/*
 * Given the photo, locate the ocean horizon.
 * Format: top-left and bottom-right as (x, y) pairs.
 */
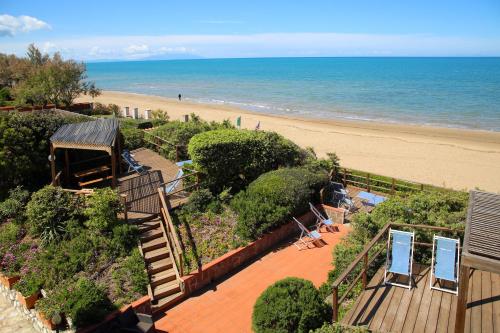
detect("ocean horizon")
(86, 57), (500, 132)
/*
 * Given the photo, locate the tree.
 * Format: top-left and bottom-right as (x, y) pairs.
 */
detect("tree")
(11, 45), (101, 107)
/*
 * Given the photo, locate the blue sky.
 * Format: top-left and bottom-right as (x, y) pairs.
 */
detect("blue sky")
(1, 0), (500, 60)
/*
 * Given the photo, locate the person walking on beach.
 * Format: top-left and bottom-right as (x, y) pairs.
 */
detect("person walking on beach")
(178, 93), (182, 101)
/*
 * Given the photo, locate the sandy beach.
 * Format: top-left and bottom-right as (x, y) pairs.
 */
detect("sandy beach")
(77, 91), (500, 192)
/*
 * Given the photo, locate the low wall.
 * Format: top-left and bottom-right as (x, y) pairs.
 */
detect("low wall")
(182, 204), (344, 295)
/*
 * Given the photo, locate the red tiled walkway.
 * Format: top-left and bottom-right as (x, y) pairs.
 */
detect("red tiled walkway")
(154, 225), (350, 333)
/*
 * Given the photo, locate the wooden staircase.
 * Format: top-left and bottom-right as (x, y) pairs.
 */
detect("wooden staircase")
(137, 212), (184, 313)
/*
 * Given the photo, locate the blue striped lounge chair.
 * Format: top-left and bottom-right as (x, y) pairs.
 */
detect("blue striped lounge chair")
(164, 169), (184, 194)
(309, 202), (336, 232)
(430, 236), (460, 295)
(122, 150), (146, 175)
(293, 217), (322, 250)
(384, 229), (415, 289)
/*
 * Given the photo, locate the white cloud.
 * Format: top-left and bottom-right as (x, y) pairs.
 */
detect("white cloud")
(41, 41), (56, 53)
(1, 32), (500, 60)
(124, 44), (149, 54)
(0, 14), (51, 37)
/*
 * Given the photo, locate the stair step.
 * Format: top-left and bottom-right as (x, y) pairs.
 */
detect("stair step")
(153, 280), (181, 300)
(140, 228), (163, 242)
(152, 290), (184, 313)
(148, 257), (173, 274)
(150, 268), (176, 287)
(144, 248), (170, 263)
(138, 219), (161, 233)
(141, 237), (167, 252)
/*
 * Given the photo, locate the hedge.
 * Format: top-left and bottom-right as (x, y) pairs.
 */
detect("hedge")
(188, 129), (305, 193)
(231, 167), (329, 240)
(252, 277), (330, 333)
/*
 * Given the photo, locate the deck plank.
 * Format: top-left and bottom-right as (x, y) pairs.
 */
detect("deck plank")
(425, 289), (443, 333)
(378, 284), (404, 332)
(447, 290), (458, 333)
(470, 269), (482, 333)
(341, 266), (385, 325)
(413, 272), (435, 333)
(369, 277), (398, 331)
(482, 271), (494, 333)
(492, 271), (500, 333)
(401, 266), (431, 333)
(435, 291), (452, 333)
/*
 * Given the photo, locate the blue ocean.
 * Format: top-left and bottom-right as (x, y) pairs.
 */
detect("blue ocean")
(86, 57), (500, 131)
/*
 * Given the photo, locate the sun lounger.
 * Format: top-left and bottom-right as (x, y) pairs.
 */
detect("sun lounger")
(293, 217), (322, 250)
(122, 150), (147, 175)
(384, 229), (415, 289)
(164, 169), (184, 194)
(356, 191), (387, 206)
(430, 236), (460, 294)
(309, 202), (336, 232)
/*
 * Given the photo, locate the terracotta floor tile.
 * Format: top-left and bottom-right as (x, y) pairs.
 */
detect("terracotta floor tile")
(154, 225), (350, 333)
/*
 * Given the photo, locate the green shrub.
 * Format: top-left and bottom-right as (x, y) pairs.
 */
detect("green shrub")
(92, 103), (119, 116)
(189, 129), (305, 193)
(137, 121), (153, 129)
(111, 224), (138, 256)
(37, 278), (113, 328)
(26, 186), (82, 243)
(149, 119), (233, 161)
(231, 168), (329, 240)
(182, 189), (215, 213)
(121, 127), (144, 150)
(312, 323), (369, 333)
(0, 111), (87, 198)
(110, 248), (148, 306)
(84, 188), (122, 232)
(252, 277), (329, 333)
(0, 222), (23, 256)
(15, 273), (43, 297)
(0, 186), (30, 223)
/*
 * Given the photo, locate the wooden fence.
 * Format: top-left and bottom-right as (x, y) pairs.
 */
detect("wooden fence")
(331, 167), (443, 195)
(143, 131), (186, 162)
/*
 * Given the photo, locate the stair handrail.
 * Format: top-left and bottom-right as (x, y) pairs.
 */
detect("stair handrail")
(157, 188), (185, 277)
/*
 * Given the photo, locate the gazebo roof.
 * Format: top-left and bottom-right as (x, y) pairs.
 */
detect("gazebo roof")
(462, 190), (500, 274)
(50, 118), (119, 153)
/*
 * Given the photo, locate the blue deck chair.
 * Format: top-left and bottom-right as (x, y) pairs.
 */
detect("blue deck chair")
(293, 217), (322, 250)
(384, 229), (415, 289)
(430, 236), (460, 295)
(122, 150), (147, 175)
(309, 203), (336, 232)
(331, 182), (348, 195)
(164, 169), (184, 194)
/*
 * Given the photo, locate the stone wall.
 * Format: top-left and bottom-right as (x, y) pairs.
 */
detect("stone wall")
(0, 283), (74, 333)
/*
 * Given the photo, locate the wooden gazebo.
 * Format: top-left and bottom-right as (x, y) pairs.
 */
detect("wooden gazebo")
(455, 190), (500, 332)
(49, 118), (121, 188)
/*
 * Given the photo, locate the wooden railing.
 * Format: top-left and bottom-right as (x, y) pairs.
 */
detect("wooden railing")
(331, 222), (464, 322)
(331, 167), (438, 195)
(159, 169), (201, 199)
(158, 188), (185, 279)
(143, 131), (186, 162)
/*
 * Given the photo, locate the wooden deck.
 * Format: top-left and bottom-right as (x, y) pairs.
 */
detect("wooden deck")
(118, 148), (189, 221)
(342, 263), (500, 333)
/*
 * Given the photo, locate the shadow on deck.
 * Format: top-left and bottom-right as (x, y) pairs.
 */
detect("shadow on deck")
(342, 263), (500, 333)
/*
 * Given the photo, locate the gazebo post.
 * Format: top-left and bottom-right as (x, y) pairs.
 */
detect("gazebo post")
(64, 149), (70, 185)
(50, 143), (56, 185)
(455, 264), (470, 333)
(111, 148), (117, 188)
(117, 132), (123, 174)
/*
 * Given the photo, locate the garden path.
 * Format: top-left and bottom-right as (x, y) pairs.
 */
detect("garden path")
(0, 294), (36, 333)
(154, 224), (351, 333)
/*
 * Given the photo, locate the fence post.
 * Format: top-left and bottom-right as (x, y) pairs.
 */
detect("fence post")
(332, 286), (339, 322)
(420, 183), (424, 191)
(120, 194), (128, 224)
(362, 253), (368, 289)
(391, 178), (395, 195)
(343, 168), (347, 187)
(367, 173), (371, 192)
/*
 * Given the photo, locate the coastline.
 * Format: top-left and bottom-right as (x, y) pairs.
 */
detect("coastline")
(76, 90), (500, 192)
